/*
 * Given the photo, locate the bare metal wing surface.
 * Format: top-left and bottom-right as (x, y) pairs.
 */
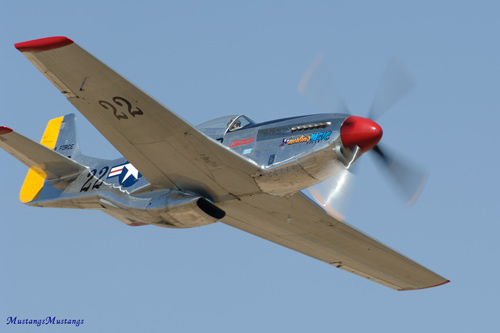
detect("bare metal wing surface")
(15, 37), (261, 200)
(219, 192), (448, 290)
(12, 37), (449, 290)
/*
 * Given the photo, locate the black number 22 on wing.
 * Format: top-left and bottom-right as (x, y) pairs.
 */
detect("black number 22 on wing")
(98, 96), (144, 120)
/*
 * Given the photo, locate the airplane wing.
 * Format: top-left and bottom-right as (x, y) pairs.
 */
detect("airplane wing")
(15, 37), (448, 290)
(218, 192), (449, 291)
(15, 37), (261, 199)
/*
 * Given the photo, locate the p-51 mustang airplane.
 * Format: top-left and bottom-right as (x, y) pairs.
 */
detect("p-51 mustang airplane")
(0, 36), (448, 290)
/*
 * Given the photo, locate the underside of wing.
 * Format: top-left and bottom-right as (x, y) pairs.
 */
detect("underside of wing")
(218, 192), (449, 290)
(15, 37), (261, 200)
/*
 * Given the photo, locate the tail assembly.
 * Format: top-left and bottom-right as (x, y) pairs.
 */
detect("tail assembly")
(48, 113), (82, 160)
(0, 114), (86, 204)
(0, 113), (224, 228)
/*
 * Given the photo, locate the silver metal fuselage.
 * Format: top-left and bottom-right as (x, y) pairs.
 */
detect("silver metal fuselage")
(31, 113), (352, 228)
(214, 113), (352, 195)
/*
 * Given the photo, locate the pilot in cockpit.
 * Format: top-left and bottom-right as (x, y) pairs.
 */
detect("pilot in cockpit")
(228, 119), (241, 131)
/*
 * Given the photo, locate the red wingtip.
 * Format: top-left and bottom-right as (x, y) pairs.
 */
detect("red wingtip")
(0, 126), (13, 135)
(128, 222), (149, 227)
(398, 279), (451, 291)
(15, 36), (74, 52)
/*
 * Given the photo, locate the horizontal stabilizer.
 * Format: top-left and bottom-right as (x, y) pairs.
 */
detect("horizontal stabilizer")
(0, 124), (85, 179)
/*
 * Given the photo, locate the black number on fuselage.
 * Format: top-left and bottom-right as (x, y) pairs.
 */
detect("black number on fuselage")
(80, 166), (110, 192)
(80, 169), (97, 192)
(92, 166), (109, 190)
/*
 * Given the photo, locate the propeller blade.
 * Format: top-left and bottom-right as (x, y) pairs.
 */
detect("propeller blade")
(368, 57), (416, 120)
(371, 145), (428, 205)
(298, 55), (425, 207)
(306, 166), (355, 220)
(298, 54), (350, 114)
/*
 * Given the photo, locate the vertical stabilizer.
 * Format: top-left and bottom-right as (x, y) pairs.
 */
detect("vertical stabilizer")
(52, 113), (81, 159)
(19, 114), (82, 203)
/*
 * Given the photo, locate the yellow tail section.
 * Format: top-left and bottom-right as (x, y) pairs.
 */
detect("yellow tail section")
(20, 116), (64, 203)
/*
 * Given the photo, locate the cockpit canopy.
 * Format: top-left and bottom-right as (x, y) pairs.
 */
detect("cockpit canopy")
(196, 115), (255, 138)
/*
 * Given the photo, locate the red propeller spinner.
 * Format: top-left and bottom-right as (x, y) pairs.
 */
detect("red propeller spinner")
(340, 116), (383, 152)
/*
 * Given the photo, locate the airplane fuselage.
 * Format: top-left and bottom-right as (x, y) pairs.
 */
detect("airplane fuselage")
(29, 113), (354, 228)
(207, 113), (354, 194)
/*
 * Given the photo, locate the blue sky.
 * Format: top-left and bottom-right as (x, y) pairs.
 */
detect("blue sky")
(1, 1), (498, 332)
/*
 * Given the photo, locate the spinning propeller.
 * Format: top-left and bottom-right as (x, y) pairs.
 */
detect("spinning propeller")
(299, 55), (427, 214)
